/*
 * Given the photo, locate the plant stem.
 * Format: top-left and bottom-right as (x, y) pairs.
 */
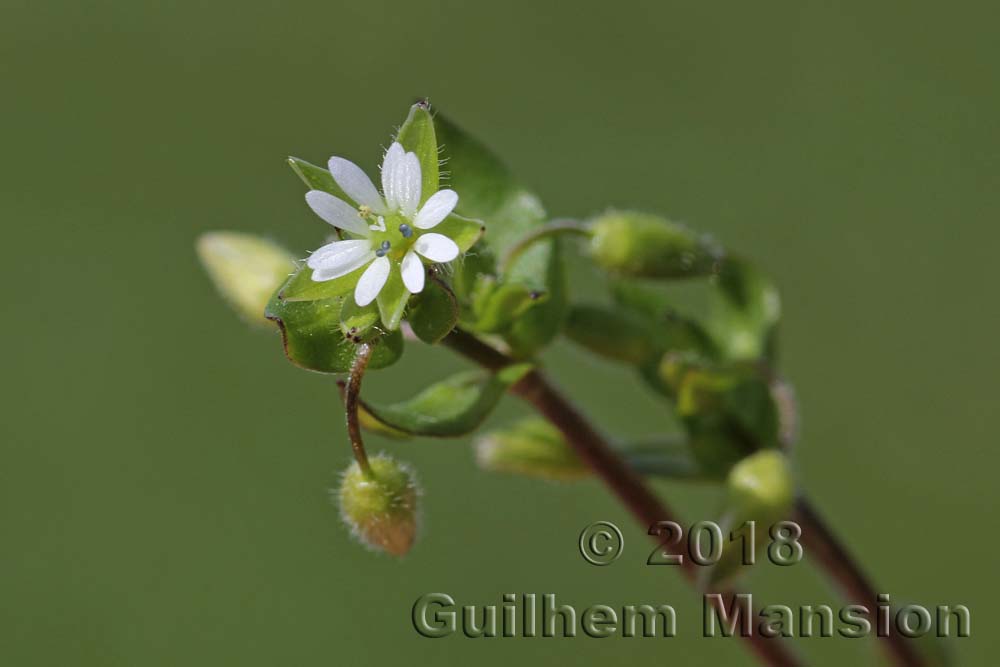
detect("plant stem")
(345, 342), (374, 477)
(793, 497), (925, 667)
(498, 219), (591, 275)
(443, 328), (802, 667)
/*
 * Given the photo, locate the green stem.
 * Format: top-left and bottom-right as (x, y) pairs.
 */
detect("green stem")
(344, 343), (374, 478)
(443, 328), (803, 667)
(499, 219), (591, 275)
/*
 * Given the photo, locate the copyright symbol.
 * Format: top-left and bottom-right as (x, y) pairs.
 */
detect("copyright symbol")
(579, 521), (623, 566)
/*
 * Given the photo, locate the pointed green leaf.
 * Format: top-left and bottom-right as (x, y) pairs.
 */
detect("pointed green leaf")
(355, 364), (532, 437)
(375, 264), (409, 332)
(407, 274), (458, 344)
(708, 257), (781, 362)
(395, 101), (438, 204)
(264, 278), (403, 373)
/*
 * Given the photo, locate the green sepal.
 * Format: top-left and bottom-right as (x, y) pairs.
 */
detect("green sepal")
(708, 257), (781, 362)
(353, 364), (532, 438)
(703, 450), (794, 587)
(275, 262), (362, 303)
(407, 273), (458, 344)
(395, 101), (438, 205)
(339, 297), (381, 341)
(264, 281), (403, 373)
(467, 281), (544, 334)
(376, 264), (409, 331)
(476, 418), (588, 481)
(435, 213), (485, 254)
(660, 353), (781, 449)
(503, 238), (568, 358)
(287, 156), (350, 202)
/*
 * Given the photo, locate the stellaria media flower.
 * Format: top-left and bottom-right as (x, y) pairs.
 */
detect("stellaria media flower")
(304, 142), (461, 306)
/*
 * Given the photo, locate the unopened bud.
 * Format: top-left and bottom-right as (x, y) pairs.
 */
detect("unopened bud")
(475, 419), (588, 481)
(337, 454), (419, 557)
(727, 450), (794, 517)
(589, 211), (723, 279)
(196, 231), (295, 326)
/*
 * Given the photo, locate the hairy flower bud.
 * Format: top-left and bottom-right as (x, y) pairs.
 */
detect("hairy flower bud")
(475, 418), (589, 481)
(196, 231), (295, 326)
(337, 454), (419, 556)
(588, 211), (723, 279)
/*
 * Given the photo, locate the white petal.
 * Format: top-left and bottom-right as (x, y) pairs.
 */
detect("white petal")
(381, 143), (405, 211)
(398, 152), (422, 218)
(327, 156), (386, 213)
(414, 233), (460, 263)
(307, 240), (374, 280)
(413, 189), (458, 229)
(304, 190), (370, 237)
(354, 256), (391, 306)
(400, 250), (425, 294)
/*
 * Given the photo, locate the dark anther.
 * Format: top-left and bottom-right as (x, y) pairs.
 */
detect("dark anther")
(399, 223), (413, 238)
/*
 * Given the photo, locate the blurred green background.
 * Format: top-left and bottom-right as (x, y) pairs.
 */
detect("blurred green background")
(2, 1), (996, 665)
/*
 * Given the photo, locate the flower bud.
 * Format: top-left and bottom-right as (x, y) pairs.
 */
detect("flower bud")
(727, 450), (794, 517)
(196, 232), (295, 326)
(588, 211), (723, 279)
(337, 454), (419, 556)
(475, 418), (589, 481)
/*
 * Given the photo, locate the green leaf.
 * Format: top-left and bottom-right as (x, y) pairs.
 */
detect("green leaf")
(287, 156), (350, 202)
(708, 257), (781, 362)
(433, 110), (566, 355)
(276, 262), (362, 303)
(354, 364), (532, 437)
(435, 113), (546, 258)
(476, 418), (589, 481)
(395, 101), (438, 205)
(407, 273), (458, 344)
(264, 279), (403, 373)
(336, 382), (412, 440)
(375, 264), (409, 332)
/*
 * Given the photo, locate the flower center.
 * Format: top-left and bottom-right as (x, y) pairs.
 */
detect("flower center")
(366, 213), (414, 261)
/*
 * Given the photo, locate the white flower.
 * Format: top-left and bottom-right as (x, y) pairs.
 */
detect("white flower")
(303, 142), (461, 307)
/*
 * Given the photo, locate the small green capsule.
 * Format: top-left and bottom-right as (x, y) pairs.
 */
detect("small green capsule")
(337, 454), (419, 557)
(196, 231), (296, 326)
(588, 211), (723, 279)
